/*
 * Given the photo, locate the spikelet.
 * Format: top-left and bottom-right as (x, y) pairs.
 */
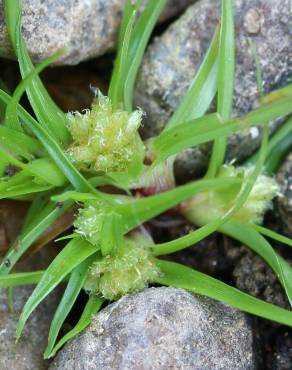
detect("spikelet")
(84, 232), (161, 300)
(66, 91), (144, 174)
(183, 165), (279, 225)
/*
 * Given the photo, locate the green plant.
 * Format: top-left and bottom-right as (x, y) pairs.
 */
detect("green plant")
(0, 0), (292, 359)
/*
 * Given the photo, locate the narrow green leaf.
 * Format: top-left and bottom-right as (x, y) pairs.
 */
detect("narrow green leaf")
(100, 212), (123, 256)
(0, 271), (44, 288)
(0, 199), (72, 275)
(221, 220), (292, 306)
(5, 0), (70, 145)
(51, 189), (112, 203)
(0, 125), (42, 159)
(224, 122), (268, 221)
(251, 224), (292, 247)
(0, 79), (9, 122)
(117, 177), (241, 232)
(48, 295), (104, 358)
(153, 219), (224, 256)
(217, 0), (235, 119)
(0, 180), (52, 199)
(16, 237), (98, 339)
(108, 6), (137, 107)
(207, 0), (235, 177)
(165, 24), (220, 130)
(4, 50), (62, 132)
(123, 0), (167, 111)
(26, 158), (67, 187)
(153, 85), (292, 163)
(44, 256), (95, 358)
(248, 116), (292, 174)
(0, 89), (95, 193)
(118, 0), (136, 46)
(155, 259), (292, 327)
(21, 193), (53, 233)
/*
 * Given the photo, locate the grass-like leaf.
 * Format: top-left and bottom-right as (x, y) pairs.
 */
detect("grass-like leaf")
(0, 271), (43, 288)
(165, 24), (220, 130)
(4, 50), (62, 132)
(0, 198), (71, 275)
(0, 78), (9, 122)
(117, 177), (241, 231)
(16, 237), (98, 339)
(44, 256), (96, 358)
(0, 90), (96, 193)
(248, 116), (292, 174)
(207, 0), (235, 177)
(251, 224), (292, 247)
(153, 218), (225, 255)
(5, 0), (70, 145)
(0, 178), (52, 199)
(109, 0), (166, 111)
(0, 125), (42, 160)
(48, 295), (104, 358)
(221, 220), (292, 306)
(108, 2), (137, 107)
(155, 259), (292, 327)
(123, 0), (167, 111)
(153, 85), (292, 163)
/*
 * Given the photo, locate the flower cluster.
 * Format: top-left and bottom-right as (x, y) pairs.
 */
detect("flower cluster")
(183, 165), (279, 225)
(66, 92), (144, 174)
(84, 232), (161, 300)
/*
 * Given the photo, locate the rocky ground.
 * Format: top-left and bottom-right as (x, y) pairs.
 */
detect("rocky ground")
(0, 0), (292, 369)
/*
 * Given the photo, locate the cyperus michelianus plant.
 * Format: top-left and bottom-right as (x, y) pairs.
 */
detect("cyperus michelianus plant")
(0, 0), (292, 359)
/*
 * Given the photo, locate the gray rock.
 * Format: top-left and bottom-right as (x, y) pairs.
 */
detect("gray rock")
(0, 285), (60, 370)
(0, 249), (61, 370)
(0, 0), (195, 65)
(49, 287), (256, 370)
(277, 153), (292, 236)
(136, 0), (292, 180)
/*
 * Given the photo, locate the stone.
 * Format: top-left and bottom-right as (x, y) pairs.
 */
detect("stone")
(0, 244), (61, 370)
(277, 153), (292, 237)
(0, 284), (60, 370)
(49, 287), (257, 370)
(135, 0), (292, 180)
(0, 0), (195, 65)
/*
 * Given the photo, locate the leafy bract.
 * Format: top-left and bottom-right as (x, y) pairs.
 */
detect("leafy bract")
(221, 220), (292, 306)
(251, 224), (292, 247)
(48, 295), (104, 358)
(16, 237), (98, 339)
(155, 260), (292, 327)
(0, 196), (72, 275)
(0, 271), (43, 288)
(153, 85), (292, 163)
(165, 25), (220, 130)
(0, 90), (96, 193)
(44, 256), (95, 358)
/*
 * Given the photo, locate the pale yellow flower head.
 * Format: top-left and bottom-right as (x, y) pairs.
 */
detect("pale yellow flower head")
(66, 92), (144, 174)
(183, 165), (279, 226)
